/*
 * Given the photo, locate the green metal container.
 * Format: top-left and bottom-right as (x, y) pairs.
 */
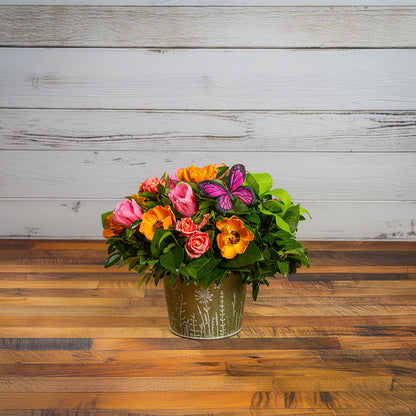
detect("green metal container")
(163, 272), (247, 340)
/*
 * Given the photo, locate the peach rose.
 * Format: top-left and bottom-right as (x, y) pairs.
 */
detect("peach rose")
(176, 217), (197, 236)
(185, 231), (211, 259)
(139, 176), (167, 194)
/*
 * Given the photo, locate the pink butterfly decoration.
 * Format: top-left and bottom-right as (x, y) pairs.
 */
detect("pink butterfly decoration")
(197, 164), (257, 215)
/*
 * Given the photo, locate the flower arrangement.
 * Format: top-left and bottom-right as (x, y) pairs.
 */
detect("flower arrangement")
(101, 163), (310, 300)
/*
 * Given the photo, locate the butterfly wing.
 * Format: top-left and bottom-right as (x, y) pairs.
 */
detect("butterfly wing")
(215, 194), (233, 215)
(197, 180), (228, 198)
(228, 164), (246, 193)
(232, 185), (257, 204)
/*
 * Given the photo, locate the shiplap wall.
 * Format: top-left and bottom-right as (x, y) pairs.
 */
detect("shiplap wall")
(0, 2), (415, 239)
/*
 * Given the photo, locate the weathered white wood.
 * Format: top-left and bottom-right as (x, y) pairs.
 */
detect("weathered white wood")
(1, 48), (416, 110)
(1, 1), (416, 5)
(1, 151), (415, 200)
(0, 199), (414, 240)
(2, 6), (416, 47)
(2, 110), (416, 152)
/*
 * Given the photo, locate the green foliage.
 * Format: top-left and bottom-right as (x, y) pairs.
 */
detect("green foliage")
(101, 164), (310, 300)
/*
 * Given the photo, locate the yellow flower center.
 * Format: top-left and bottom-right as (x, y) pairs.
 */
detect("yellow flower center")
(229, 231), (240, 245)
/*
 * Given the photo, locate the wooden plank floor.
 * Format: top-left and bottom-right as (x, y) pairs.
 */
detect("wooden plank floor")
(0, 240), (415, 415)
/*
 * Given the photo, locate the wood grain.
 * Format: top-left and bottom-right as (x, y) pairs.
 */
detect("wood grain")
(1, 0), (415, 5)
(2, 151), (415, 200)
(0, 240), (415, 414)
(1, 6), (416, 48)
(2, 109), (416, 152)
(2, 48), (416, 110)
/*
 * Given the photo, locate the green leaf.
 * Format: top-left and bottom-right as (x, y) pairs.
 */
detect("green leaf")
(101, 210), (113, 229)
(117, 256), (133, 269)
(245, 172), (273, 197)
(252, 282), (260, 301)
(229, 199), (250, 214)
(200, 267), (227, 288)
(139, 191), (157, 200)
(161, 197), (171, 206)
(246, 213), (260, 224)
(278, 261), (289, 277)
(128, 257), (141, 271)
(266, 188), (291, 207)
(260, 204), (293, 235)
(222, 242), (263, 269)
(105, 253), (121, 268)
(107, 244), (116, 255)
(169, 274), (178, 286)
(300, 206), (312, 219)
(216, 165), (229, 178)
(187, 255), (221, 279)
(145, 201), (158, 209)
(263, 199), (285, 213)
(125, 228), (135, 239)
(130, 220), (140, 229)
(283, 204), (301, 233)
(180, 265), (197, 281)
(275, 216), (293, 234)
(151, 229), (173, 257)
(160, 246), (184, 276)
(198, 199), (215, 213)
(157, 183), (165, 194)
(163, 242), (177, 254)
(244, 173), (260, 196)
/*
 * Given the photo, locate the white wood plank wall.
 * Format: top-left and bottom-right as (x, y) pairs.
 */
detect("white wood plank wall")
(0, 2), (415, 240)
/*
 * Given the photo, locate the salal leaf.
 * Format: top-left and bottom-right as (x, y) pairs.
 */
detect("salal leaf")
(283, 204), (301, 233)
(300, 206), (312, 219)
(259, 204), (293, 235)
(160, 246), (184, 276)
(266, 189), (291, 207)
(187, 255), (221, 279)
(151, 229), (172, 257)
(222, 242), (263, 268)
(200, 267), (227, 288)
(244, 172), (273, 197)
(105, 253), (121, 268)
(278, 261), (289, 277)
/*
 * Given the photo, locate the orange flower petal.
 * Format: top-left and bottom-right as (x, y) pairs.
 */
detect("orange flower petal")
(139, 206), (176, 241)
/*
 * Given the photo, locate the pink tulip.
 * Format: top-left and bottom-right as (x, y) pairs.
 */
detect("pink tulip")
(169, 168), (180, 189)
(113, 199), (143, 226)
(169, 182), (198, 217)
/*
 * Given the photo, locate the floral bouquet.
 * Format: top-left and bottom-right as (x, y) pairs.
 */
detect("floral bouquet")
(102, 163), (310, 300)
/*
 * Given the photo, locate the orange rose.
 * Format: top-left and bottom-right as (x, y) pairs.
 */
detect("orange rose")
(176, 164), (217, 184)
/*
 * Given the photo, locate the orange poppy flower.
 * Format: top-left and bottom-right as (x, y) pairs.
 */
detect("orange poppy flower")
(176, 164), (217, 184)
(139, 206), (176, 241)
(103, 213), (123, 239)
(216, 216), (254, 259)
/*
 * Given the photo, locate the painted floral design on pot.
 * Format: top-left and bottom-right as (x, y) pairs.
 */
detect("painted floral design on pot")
(164, 272), (246, 340)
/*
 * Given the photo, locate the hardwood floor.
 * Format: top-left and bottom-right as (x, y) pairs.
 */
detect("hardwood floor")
(0, 240), (415, 415)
